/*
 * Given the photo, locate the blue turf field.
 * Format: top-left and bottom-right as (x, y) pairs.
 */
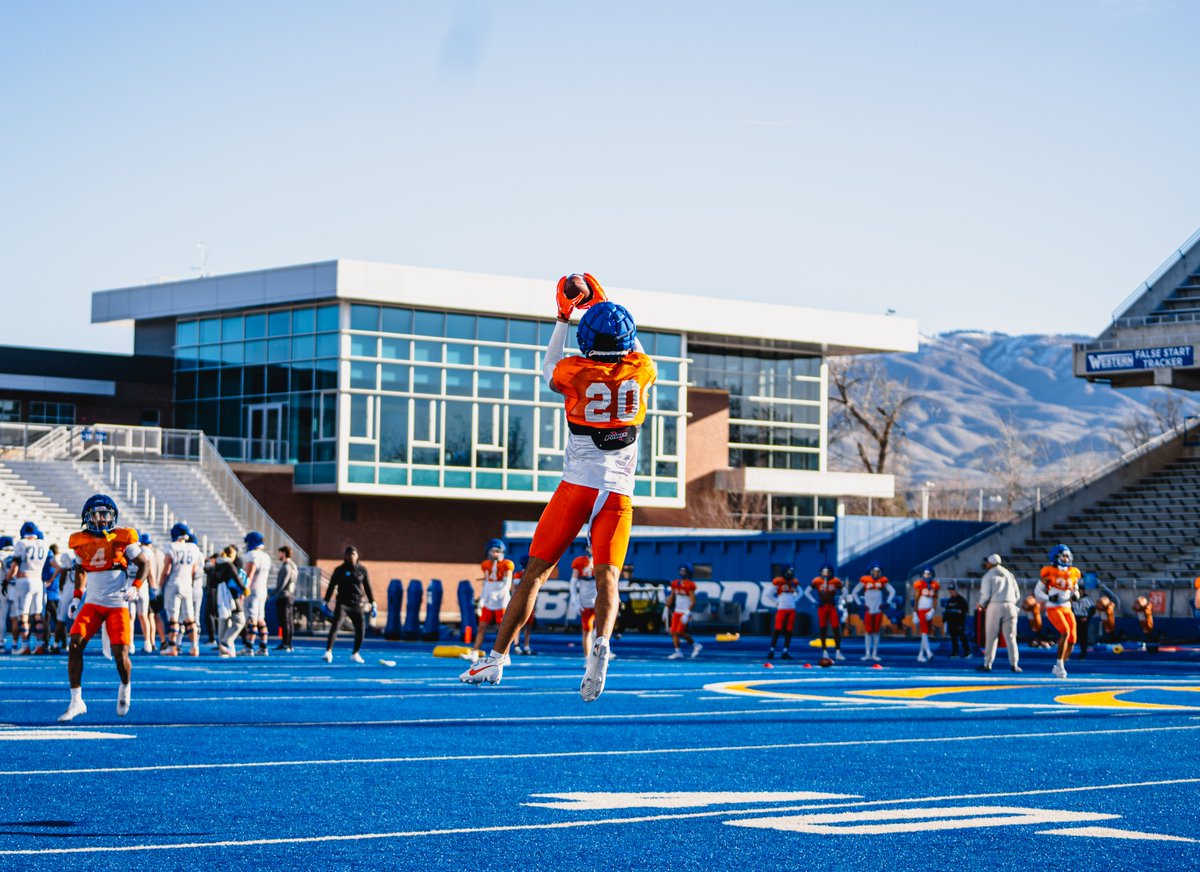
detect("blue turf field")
(2, 635), (1199, 870)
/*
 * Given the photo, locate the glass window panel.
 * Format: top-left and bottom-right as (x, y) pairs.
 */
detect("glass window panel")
(348, 464), (375, 484)
(655, 461), (678, 478)
(413, 399), (436, 442)
(267, 364), (289, 394)
(291, 362), (314, 393)
(661, 417), (678, 455)
(445, 369), (471, 396)
(537, 321), (557, 345)
(537, 454), (563, 472)
(538, 409), (558, 449)
(444, 401), (472, 467)
(219, 399), (241, 437)
(379, 397), (408, 463)
(412, 468), (439, 486)
(314, 441), (336, 462)
(508, 348), (536, 371)
(315, 305), (339, 332)
(198, 370), (219, 398)
(267, 338), (290, 363)
(656, 361), (679, 382)
(445, 470), (470, 488)
(507, 406), (534, 470)
(654, 386), (679, 411)
(537, 476), (559, 493)
(350, 363), (376, 390)
(219, 368), (242, 396)
(508, 375), (535, 401)
(315, 333), (339, 359)
(176, 346), (198, 369)
(475, 450), (502, 469)
(657, 333), (682, 357)
(636, 448), (651, 476)
(476, 471), (503, 489)
(654, 480), (678, 498)
(292, 335), (316, 360)
(292, 307), (315, 334)
(244, 340), (267, 364)
(412, 340), (443, 363)
(175, 404), (197, 430)
(478, 346), (504, 368)
(379, 466), (408, 486)
(243, 365), (265, 396)
(446, 313), (474, 340)
(412, 366), (441, 394)
(243, 313), (267, 340)
(319, 392), (337, 439)
(198, 318), (220, 344)
(348, 443), (375, 462)
(196, 400), (219, 435)
(350, 304), (379, 331)
(510, 319), (536, 345)
(314, 361), (337, 390)
(638, 331), (657, 355)
(381, 307), (412, 335)
(176, 321), (198, 346)
(380, 364), (410, 392)
(634, 480), (652, 497)
(538, 379), (557, 401)
(175, 372), (197, 401)
(414, 311), (443, 336)
(381, 338), (410, 360)
(477, 371), (504, 398)
(445, 344), (472, 365)
(267, 310), (290, 337)
(477, 316), (505, 342)
(221, 315), (243, 342)
(477, 404), (499, 444)
(507, 473), (533, 491)
(350, 394), (371, 438)
(412, 448), (440, 467)
(349, 335), (376, 358)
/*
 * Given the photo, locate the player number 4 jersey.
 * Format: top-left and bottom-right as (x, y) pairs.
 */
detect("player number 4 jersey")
(1039, 565), (1080, 608)
(69, 528), (142, 609)
(772, 577), (799, 610)
(914, 579), (940, 610)
(551, 353), (657, 496)
(480, 558), (514, 610)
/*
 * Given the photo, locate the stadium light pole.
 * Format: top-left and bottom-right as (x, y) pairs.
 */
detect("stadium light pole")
(921, 481), (935, 520)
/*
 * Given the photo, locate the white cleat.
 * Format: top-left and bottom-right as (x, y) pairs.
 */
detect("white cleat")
(58, 699), (87, 723)
(460, 652), (507, 685)
(350, 652), (365, 664)
(860, 654), (872, 661)
(834, 650), (845, 661)
(322, 650), (333, 663)
(691, 642), (703, 659)
(580, 642), (610, 702)
(916, 652), (927, 663)
(667, 650), (684, 660)
(1052, 663), (1068, 679)
(116, 684), (131, 717)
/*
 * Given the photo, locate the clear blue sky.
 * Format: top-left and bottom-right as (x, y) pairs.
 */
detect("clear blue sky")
(3, 0), (1198, 353)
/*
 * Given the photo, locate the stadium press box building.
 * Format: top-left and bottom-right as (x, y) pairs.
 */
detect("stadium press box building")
(90, 261), (918, 581)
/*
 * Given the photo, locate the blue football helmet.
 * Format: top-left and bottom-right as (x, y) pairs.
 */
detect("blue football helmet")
(577, 302), (637, 358)
(819, 563), (835, 578)
(244, 531), (264, 550)
(0, 536), (12, 550)
(82, 494), (118, 534)
(679, 562), (695, 579)
(171, 523), (192, 541)
(19, 521), (37, 538)
(35, 528), (44, 539)
(139, 533), (153, 546)
(1049, 544), (1072, 567)
(868, 562), (883, 576)
(486, 538), (505, 557)
(920, 565), (935, 579)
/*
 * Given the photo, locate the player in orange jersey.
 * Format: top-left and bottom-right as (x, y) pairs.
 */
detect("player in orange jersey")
(569, 544), (599, 655)
(473, 538), (514, 659)
(59, 494), (150, 722)
(850, 563), (895, 661)
(1193, 574), (1200, 621)
(461, 274), (655, 701)
(911, 565), (940, 662)
(766, 566), (800, 659)
(803, 564), (845, 661)
(666, 563), (701, 659)
(1036, 544), (1081, 678)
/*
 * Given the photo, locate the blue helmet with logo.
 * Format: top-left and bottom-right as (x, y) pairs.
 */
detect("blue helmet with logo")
(81, 494), (119, 534)
(19, 521), (37, 538)
(577, 302), (637, 358)
(1049, 544), (1072, 567)
(486, 538), (505, 557)
(171, 523), (192, 541)
(244, 531), (264, 550)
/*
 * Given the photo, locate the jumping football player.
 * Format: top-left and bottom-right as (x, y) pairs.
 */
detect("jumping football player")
(59, 494), (150, 722)
(804, 563), (845, 661)
(1037, 544), (1082, 678)
(767, 566), (800, 660)
(912, 565), (940, 662)
(850, 563), (895, 662)
(460, 274), (656, 701)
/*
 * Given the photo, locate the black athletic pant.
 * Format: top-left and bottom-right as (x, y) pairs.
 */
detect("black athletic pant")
(947, 617), (970, 656)
(326, 603), (365, 654)
(1076, 616), (1090, 658)
(276, 596), (294, 647)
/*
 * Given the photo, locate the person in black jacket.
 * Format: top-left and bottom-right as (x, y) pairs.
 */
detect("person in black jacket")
(322, 546), (376, 664)
(943, 582), (972, 659)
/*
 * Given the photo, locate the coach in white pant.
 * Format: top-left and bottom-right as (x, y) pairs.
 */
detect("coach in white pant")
(977, 553), (1021, 672)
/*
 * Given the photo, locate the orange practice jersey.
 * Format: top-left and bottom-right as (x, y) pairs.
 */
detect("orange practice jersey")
(913, 579), (940, 607)
(571, 555), (594, 578)
(810, 576), (843, 605)
(859, 575), (889, 591)
(69, 527), (141, 608)
(481, 558), (515, 583)
(773, 577), (799, 596)
(1039, 565), (1080, 607)
(552, 353), (656, 429)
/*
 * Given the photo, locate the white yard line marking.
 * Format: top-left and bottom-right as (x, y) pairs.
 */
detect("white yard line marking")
(4, 777), (1198, 855)
(1038, 825), (1197, 843)
(7, 723), (1199, 777)
(0, 730), (133, 741)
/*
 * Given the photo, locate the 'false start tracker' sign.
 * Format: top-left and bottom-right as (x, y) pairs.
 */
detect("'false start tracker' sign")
(1085, 345), (1195, 373)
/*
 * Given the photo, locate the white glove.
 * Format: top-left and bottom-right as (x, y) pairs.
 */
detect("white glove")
(661, 606), (670, 625)
(679, 612), (690, 626)
(122, 586), (142, 604)
(67, 598), (81, 620)
(912, 612), (921, 625)
(570, 595), (581, 612)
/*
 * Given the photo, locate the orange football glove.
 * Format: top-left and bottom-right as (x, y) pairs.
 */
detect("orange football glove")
(576, 273), (608, 310)
(555, 273), (609, 320)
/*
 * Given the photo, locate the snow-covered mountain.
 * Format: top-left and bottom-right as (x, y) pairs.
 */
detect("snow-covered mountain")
(855, 331), (1200, 487)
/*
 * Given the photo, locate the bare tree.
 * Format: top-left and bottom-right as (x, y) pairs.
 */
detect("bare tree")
(827, 357), (918, 476)
(987, 414), (1049, 511)
(1107, 394), (1196, 454)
